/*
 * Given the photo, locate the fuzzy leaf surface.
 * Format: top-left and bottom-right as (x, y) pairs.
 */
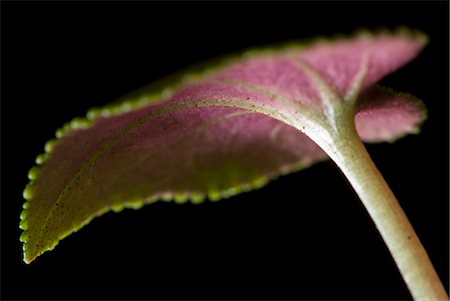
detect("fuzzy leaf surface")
(21, 30), (427, 263)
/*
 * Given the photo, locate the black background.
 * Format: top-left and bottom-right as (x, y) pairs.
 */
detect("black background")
(2, 1), (449, 300)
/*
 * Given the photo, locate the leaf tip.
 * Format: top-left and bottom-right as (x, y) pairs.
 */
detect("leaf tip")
(21, 229), (63, 265)
(20, 200), (34, 264)
(23, 250), (34, 265)
(20, 231), (35, 264)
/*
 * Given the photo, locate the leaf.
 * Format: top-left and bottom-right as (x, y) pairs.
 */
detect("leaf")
(355, 86), (427, 142)
(21, 29), (428, 263)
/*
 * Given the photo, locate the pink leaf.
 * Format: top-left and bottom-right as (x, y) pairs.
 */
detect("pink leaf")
(356, 86), (427, 142)
(21, 29), (427, 263)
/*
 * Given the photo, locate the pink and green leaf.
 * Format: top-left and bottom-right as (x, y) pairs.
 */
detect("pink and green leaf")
(21, 29), (428, 264)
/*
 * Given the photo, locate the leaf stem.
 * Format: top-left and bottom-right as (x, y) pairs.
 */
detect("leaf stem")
(320, 119), (448, 300)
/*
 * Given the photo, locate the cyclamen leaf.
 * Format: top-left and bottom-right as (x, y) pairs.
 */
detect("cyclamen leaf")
(21, 29), (427, 263)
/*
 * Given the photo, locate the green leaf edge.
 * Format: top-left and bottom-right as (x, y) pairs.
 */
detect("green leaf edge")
(20, 27), (428, 262)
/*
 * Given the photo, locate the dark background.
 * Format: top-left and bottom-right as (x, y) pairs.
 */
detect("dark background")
(2, 1), (449, 300)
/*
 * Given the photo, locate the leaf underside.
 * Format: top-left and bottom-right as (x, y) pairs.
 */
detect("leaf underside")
(21, 28), (428, 263)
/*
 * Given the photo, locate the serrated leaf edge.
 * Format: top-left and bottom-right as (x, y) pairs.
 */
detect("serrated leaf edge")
(20, 27), (427, 263)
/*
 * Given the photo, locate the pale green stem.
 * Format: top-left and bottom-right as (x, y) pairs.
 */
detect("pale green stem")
(314, 117), (448, 301)
(290, 55), (445, 300)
